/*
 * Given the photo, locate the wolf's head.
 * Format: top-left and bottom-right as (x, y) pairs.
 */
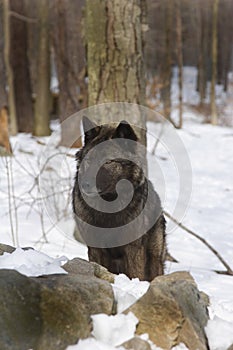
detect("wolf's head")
(76, 117), (146, 202)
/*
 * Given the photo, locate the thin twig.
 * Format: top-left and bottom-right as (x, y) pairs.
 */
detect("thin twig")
(164, 210), (233, 276)
(151, 121), (165, 155)
(5, 158), (15, 245)
(5, 157), (19, 246)
(9, 155), (19, 246)
(9, 10), (37, 23)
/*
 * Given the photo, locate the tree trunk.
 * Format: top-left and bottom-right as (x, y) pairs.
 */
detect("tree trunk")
(9, 0), (33, 133)
(0, 107), (12, 155)
(175, 0), (183, 129)
(160, 0), (172, 122)
(211, 0), (219, 125)
(86, 0), (146, 143)
(3, 0), (17, 135)
(197, 0), (208, 105)
(0, 2), (12, 154)
(0, 0), (7, 110)
(52, 0), (85, 148)
(221, 0), (233, 92)
(33, 0), (50, 136)
(86, 0), (145, 106)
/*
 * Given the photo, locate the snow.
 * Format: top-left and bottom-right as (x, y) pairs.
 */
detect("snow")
(112, 274), (149, 313)
(206, 316), (233, 350)
(1, 68), (233, 348)
(91, 312), (138, 346)
(0, 247), (67, 277)
(66, 338), (125, 350)
(66, 313), (138, 350)
(1, 118), (233, 349)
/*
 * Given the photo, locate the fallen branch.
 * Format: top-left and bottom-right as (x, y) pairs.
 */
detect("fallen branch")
(164, 210), (233, 276)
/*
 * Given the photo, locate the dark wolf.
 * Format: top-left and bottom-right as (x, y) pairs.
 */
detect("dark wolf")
(72, 117), (167, 281)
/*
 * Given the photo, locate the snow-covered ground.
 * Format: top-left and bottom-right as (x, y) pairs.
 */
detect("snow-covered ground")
(0, 113), (233, 349)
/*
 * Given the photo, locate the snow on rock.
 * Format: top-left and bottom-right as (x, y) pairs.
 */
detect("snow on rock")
(205, 316), (233, 350)
(112, 273), (150, 313)
(0, 248), (68, 277)
(91, 312), (138, 347)
(66, 338), (125, 350)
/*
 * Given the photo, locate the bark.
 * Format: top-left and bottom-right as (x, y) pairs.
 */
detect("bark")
(52, 0), (85, 148)
(0, 1), (12, 154)
(197, 0), (208, 104)
(175, 0), (183, 129)
(0, 107), (12, 155)
(33, 0), (50, 136)
(26, 0), (39, 97)
(0, 2), (12, 154)
(219, 0), (233, 92)
(0, 0), (7, 109)
(85, 0), (146, 143)
(211, 0), (219, 125)
(3, 0), (17, 135)
(86, 0), (145, 107)
(160, 0), (172, 122)
(9, 0), (33, 132)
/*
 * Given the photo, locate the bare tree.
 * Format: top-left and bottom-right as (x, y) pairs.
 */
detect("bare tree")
(217, 0), (233, 92)
(85, 0), (147, 143)
(160, 0), (173, 122)
(197, 0), (209, 105)
(0, 0), (7, 113)
(211, 0), (219, 125)
(0, 0), (11, 154)
(86, 0), (146, 107)
(175, 0), (183, 128)
(9, 0), (33, 132)
(52, 0), (85, 148)
(33, 0), (50, 136)
(2, 0), (17, 135)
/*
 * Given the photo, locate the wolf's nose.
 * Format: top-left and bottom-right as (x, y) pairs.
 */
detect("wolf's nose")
(82, 181), (91, 192)
(81, 180), (97, 197)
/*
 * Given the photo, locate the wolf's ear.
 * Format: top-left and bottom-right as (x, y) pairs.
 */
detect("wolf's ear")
(113, 120), (137, 141)
(82, 116), (100, 144)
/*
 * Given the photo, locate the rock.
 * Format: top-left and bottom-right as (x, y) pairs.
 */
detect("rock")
(121, 336), (152, 350)
(0, 243), (34, 256)
(90, 261), (115, 283)
(0, 259), (115, 350)
(63, 257), (95, 275)
(0, 270), (42, 350)
(227, 345), (233, 350)
(125, 271), (209, 350)
(63, 257), (115, 283)
(0, 243), (15, 255)
(36, 273), (114, 349)
(0, 249), (210, 350)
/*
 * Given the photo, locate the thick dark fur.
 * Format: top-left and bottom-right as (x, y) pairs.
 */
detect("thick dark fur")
(72, 117), (167, 281)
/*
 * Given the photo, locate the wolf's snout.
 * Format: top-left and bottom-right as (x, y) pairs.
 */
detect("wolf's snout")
(81, 180), (97, 196)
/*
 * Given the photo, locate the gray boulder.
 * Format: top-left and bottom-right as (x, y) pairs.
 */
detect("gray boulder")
(125, 271), (209, 350)
(0, 258), (115, 350)
(63, 257), (115, 283)
(36, 271), (114, 349)
(0, 269), (42, 350)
